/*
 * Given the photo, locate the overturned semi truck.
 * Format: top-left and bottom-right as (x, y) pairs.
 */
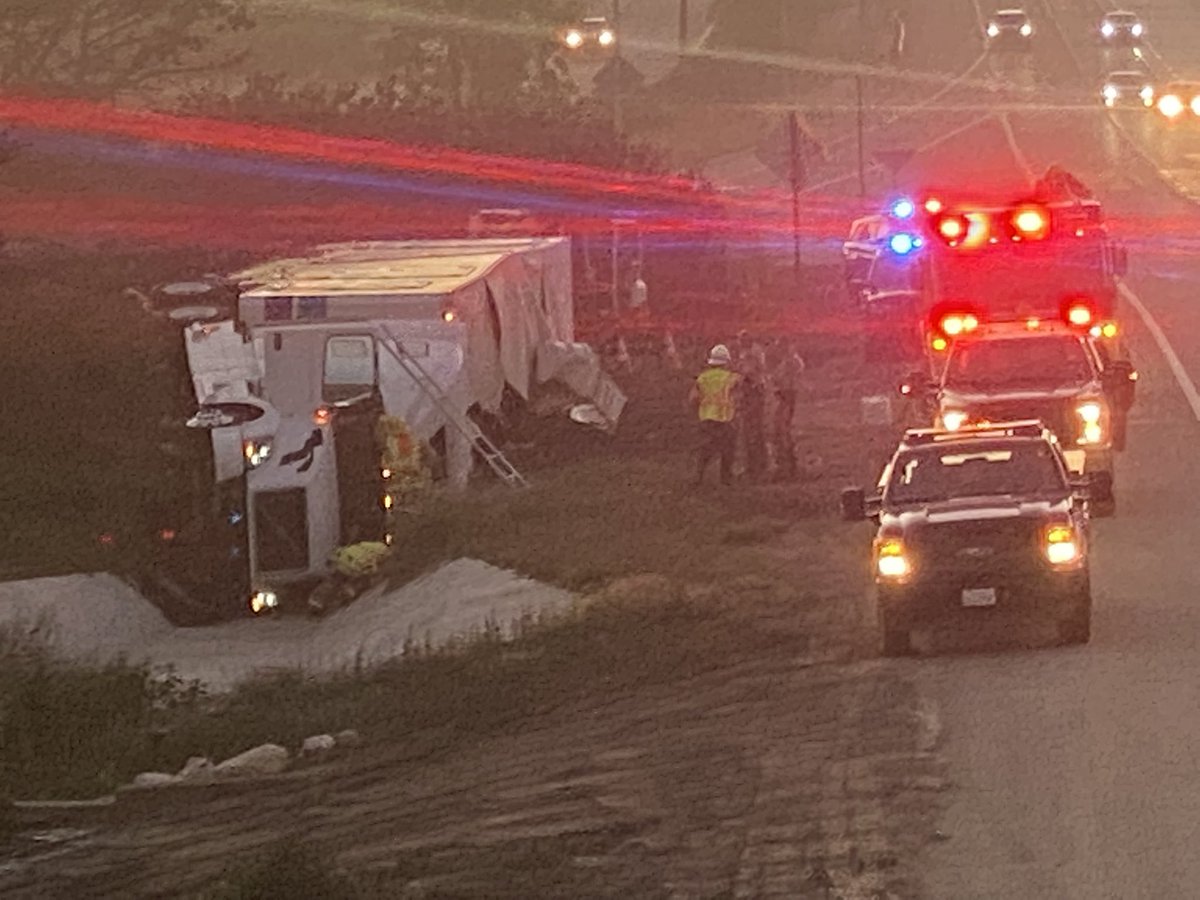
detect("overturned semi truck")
(174, 237), (624, 614)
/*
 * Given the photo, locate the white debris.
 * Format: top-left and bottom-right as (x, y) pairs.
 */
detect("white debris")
(300, 734), (336, 757)
(0, 559), (574, 693)
(177, 756), (216, 784)
(214, 744), (289, 779)
(335, 729), (363, 748)
(0, 574), (172, 664)
(131, 772), (179, 789)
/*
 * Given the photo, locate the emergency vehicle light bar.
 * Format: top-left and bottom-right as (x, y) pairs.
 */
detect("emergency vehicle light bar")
(902, 420), (1050, 444)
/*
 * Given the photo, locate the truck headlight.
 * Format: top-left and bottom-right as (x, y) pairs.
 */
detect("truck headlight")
(243, 440), (272, 468)
(941, 409), (968, 431)
(1076, 401), (1105, 444)
(1044, 524), (1081, 566)
(250, 589), (279, 614)
(987, 23), (1000, 37)
(876, 538), (911, 580)
(1020, 23), (1033, 37)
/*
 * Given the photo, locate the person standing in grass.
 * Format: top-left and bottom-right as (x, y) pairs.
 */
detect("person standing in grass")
(735, 331), (769, 482)
(771, 338), (807, 480)
(689, 343), (740, 486)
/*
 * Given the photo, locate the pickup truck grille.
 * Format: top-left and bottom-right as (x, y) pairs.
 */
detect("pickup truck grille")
(907, 517), (1043, 583)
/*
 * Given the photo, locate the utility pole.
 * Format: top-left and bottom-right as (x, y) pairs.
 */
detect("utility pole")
(856, 0), (867, 198)
(611, 0), (624, 135)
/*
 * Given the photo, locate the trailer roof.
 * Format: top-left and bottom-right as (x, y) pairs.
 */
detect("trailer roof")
(234, 237), (566, 299)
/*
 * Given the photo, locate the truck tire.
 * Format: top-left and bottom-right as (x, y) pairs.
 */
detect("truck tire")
(879, 603), (914, 657)
(1058, 581), (1092, 646)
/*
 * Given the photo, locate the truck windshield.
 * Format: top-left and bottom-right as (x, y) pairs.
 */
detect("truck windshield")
(944, 335), (1092, 390)
(886, 441), (1067, 505)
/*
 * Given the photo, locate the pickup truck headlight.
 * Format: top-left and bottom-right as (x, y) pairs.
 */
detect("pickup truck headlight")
(1076, 401), (1105, 444)
(875, 537), (912, 580)
(1044, 524), (1081, 566)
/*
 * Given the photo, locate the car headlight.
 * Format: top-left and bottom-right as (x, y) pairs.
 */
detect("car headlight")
(598, 29), (615, 46)
(1132, 23), (1144, 37)
(987, 23), (1000, 37)
(1159, 94), (1185, 118)
(1020, 23), (1033, 37)
(1076, 401), (1103, 424)
(1191, 96), (1200, 117)
(1101, 22), (1115, 37)
(563, 29), (583, 48)
(1044, 524), (1081, 566)
(876, 537), (912, 580)
(941, 409), (968, 431)
(1140, 85), (1154, 104)
(1103, 85), (1119, 104)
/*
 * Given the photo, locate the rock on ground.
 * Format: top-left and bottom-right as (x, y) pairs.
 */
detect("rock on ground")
(213, 744), (289, 780)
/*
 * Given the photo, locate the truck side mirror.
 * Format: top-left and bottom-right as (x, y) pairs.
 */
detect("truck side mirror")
(840, 487), (867, 521)
(898, 371), (933, 397)
(1073, 470), (1113, 508)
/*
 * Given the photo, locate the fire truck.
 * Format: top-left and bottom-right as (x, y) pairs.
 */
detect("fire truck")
(846, 170), (1129, 370)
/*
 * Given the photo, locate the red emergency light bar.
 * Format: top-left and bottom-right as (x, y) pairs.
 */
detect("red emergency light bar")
(929, 296), (1111, 347)
(929, 202), (1053, 247)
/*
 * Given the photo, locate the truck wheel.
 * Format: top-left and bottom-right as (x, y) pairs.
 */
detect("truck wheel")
(880, 604), (914, 657)
(1058, 583), (1092, 646)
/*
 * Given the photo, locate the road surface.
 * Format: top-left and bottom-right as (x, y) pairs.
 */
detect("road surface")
(830, 0), (1200, 895)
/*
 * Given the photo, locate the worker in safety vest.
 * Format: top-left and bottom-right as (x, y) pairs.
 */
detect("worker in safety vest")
(689, 343), (741, 486)
(307, 540), (392, 615)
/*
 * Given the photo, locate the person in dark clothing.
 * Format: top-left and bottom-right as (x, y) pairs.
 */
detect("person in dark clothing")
(771, 339), (806, 480)
(735, 331), (769, 482)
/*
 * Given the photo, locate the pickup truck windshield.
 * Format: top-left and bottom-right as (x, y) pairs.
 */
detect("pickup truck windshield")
(944, 335), (1093, 390)
(886, 441), (1067, 505)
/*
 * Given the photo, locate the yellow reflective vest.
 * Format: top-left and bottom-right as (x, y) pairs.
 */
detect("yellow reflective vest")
(695, 367), (740, 423)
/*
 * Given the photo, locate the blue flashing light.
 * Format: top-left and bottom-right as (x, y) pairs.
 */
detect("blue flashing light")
(889, 232), (921, 255)
(891, 198), (916, 219)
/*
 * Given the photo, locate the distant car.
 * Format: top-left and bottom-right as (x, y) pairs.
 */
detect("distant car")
(1098, 10), (1144, 44)
(558, 16), (616, 53)
(1153, 80), (1200, 121)
(1101, 70), (1154, 108)
(841, 420), (1104, 654)
(986, 8), (1034, 46)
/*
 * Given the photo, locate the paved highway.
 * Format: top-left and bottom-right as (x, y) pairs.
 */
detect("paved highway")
(833, 0), (1200, 895)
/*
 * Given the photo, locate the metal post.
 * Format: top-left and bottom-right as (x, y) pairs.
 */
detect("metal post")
(788, 111), (802, 285)
(856, 76), (866, 198)
(611, 222), (620, 314)
(680, 0), (688, 49)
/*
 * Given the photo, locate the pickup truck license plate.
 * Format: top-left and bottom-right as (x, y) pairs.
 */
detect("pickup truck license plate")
(962, 588), (997, 607)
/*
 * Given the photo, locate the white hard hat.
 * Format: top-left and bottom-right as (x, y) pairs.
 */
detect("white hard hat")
(708, 344), (731, 365)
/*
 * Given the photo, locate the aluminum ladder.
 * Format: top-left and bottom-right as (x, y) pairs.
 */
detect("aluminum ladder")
(375, 324), (528, 489)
